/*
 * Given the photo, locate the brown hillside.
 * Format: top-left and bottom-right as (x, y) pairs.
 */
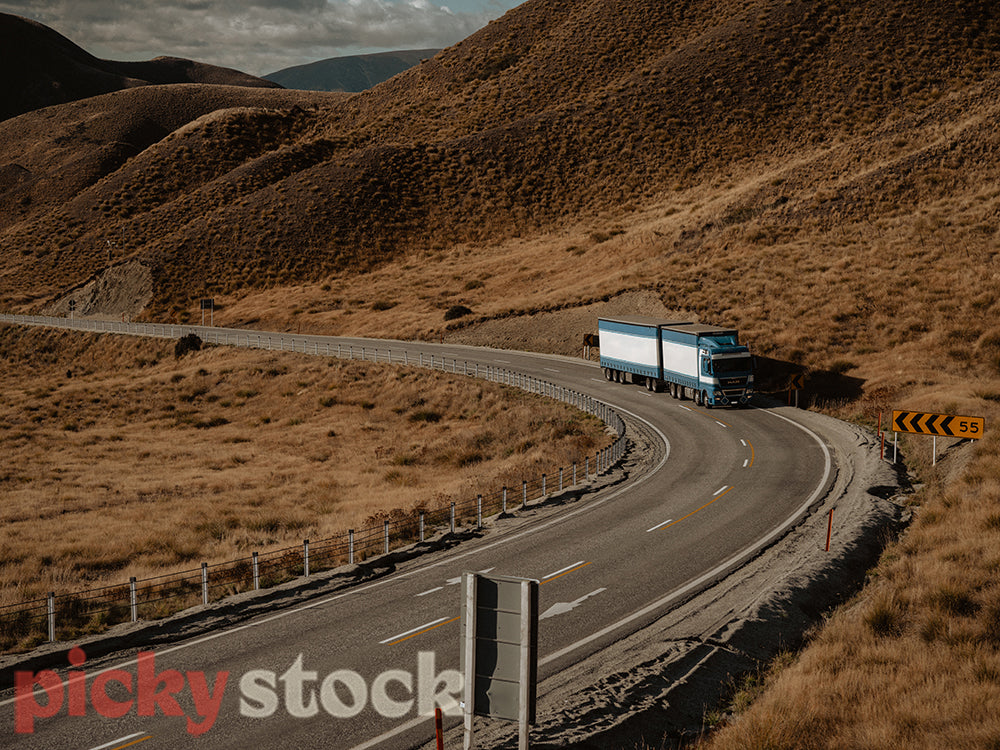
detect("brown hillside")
(4, 2), (1000, 745)
(0, 12), (281, 122)
(1, 0), (999, 346)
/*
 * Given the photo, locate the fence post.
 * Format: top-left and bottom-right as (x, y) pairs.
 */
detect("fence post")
(522, 480), (528, 508)
(304, 539), (310, 577)
(130, 577), (138, 623)
(48, 592), (55, 643)
(349, 530), (355, 565)
(202, 563), (208, 605)
(252, 552), (260, 591)
(420, 512), (425, 542)
(585, 457), (590, 480)
(542, 473), (547, 498)
(450, 503), (456, 534)
(384, 520), (390, 555)
(502, 486), (508, 514)
(405, 351), (408, 366)
(477, 495), (482, 529)
(559, 468), (564, 492)
(573, 462), (577, 486)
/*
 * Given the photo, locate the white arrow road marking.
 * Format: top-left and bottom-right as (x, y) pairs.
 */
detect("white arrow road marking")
(540, 588), (607, 620)
(646, 518), (674, 532)
(445, 567), (494, 586)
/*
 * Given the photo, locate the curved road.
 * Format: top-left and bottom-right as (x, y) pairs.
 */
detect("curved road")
(0, 324), (835, 750)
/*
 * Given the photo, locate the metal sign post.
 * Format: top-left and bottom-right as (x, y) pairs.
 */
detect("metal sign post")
(461, 572), (539, 750)
(200, 298), (214, 326)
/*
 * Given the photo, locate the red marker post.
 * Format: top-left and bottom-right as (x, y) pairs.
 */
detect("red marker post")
(825, 508), (834, 552)
(435, 707), (444, 750)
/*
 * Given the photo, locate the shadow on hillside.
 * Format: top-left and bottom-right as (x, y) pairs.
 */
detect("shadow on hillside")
(756, 355), (865, 408)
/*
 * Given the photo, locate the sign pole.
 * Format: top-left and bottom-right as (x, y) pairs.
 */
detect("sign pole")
(933, 435), (937, 467)
(519, 579), (533, 750)
(463, 575), (477, 750)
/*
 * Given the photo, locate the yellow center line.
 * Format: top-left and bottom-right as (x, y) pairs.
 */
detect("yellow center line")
(388, 616), (461, 646)
(113, 737), (152, 750)
(657, 486), (734, 532)
(540, 561), (591, 585)
(747, 440), (755, 468)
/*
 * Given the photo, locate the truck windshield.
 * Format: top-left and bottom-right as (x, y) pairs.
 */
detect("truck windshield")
(713, 356), (752, 374)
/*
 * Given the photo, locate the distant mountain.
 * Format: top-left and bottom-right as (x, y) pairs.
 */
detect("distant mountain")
(0, 12), (280, 122)
(265, 49), (440, 92)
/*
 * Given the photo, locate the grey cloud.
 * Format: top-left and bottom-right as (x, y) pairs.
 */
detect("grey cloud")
(0, 0), (498, 75)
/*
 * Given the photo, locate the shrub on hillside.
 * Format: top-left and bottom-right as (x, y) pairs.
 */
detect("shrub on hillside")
(444, 305), (472, 321)
(174, 334), (202, 359)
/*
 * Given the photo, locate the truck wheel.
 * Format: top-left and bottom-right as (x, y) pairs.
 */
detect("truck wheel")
(604, 367), (612, 381)
(694, 389), (703, 406)
(703, 392), (713, 409)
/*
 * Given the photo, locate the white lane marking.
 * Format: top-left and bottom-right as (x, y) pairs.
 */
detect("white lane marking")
(544, 367), (560, 373)
(646, 518), (674, 532)
(743, 459), (749, 468)
(540, 407), (833, 669)
(679, 405), (692, 412)
(2, 402), (670, 720)
(88, 734), (146, 750)
(543, 561), (586, 580)
(715, 421), (727, 428)
(540, 588), (607, 620)
(379, 617), (448, 645)
(495, 359), (511, 364)
(591, 378), (606, 383)
(345, 697), (461, 750)
(416, 587), (443, 597)
(740, 439), (747, 447)
(713, 485), (730, 496)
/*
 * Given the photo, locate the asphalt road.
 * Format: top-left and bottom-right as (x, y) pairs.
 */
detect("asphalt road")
(0, 326), (834, 750)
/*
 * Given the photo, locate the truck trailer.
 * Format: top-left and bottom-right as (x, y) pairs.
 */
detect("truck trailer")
(597, 316), (755, 407)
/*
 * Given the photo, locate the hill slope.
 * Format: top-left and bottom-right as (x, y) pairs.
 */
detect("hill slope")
(265, 49), (440, 92)
(0, 12), (280, 122)
(3, 2), (1000, 747)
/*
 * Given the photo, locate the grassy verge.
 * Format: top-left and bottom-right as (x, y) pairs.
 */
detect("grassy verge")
(697, 402), (1000, 749)
(0, 325), (609, 642)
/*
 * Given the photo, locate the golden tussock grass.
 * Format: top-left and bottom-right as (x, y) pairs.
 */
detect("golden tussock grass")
(697, 414), (1000, 750)
(0, 326), (609, 610)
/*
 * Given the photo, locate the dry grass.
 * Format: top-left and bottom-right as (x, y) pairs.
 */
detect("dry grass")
(3, 0), (1000, 743)
(0, 326), (608, 608)
(696, 412), (1000, 750)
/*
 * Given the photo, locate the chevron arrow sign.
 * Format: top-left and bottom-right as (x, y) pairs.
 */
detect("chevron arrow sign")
(891, 410), (985, 440)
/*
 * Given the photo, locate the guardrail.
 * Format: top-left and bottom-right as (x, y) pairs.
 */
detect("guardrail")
(0, 314), (628, 652)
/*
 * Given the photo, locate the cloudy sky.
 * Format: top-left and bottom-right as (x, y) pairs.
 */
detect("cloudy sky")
(1, 0), (525, 76)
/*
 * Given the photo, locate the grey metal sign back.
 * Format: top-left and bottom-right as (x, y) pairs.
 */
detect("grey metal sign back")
(461, 572), (539, 749)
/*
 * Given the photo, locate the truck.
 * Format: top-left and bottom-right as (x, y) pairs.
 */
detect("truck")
(597, 316), (755, 407)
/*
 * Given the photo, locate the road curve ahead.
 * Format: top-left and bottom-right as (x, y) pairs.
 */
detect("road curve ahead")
(0, 322), (837, 750)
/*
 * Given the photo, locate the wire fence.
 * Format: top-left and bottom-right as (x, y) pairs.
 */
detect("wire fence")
(0, 314), (628, 652)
